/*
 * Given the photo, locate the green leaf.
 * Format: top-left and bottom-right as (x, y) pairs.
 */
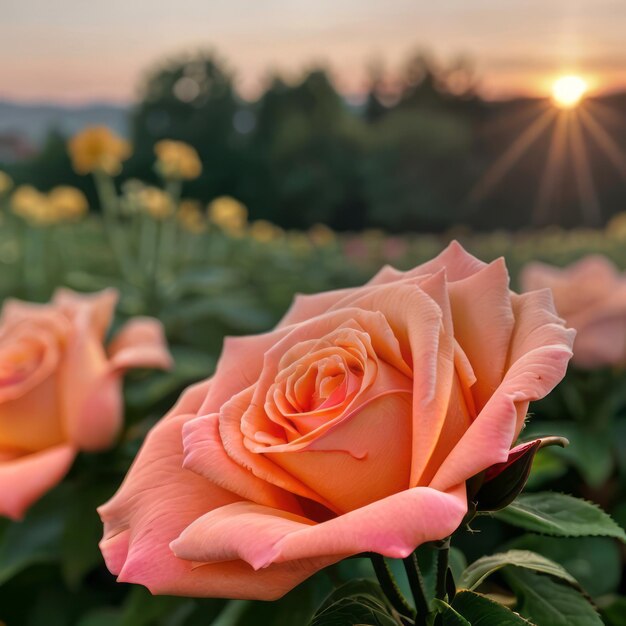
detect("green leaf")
(433, 599), (471, 625)
(602, 597), (626, 626)
(503, 568), (603, 626)
(310, 580), (398, 626)
(506, 535), (621, 597)
(451, 590), (533, 625)
(459, 550), (578, 591)
(310, 598), (399, 626)
(494, 492), (626, 542)
(0, 487), (68, 583)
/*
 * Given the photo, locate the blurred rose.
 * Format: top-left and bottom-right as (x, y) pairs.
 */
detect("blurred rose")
(521, 255), (626, 368)
(68, 126), (131, 176)
(0, 289), (172, 520)
(155, 140), (202, 181)
(99, 242), (573, 600)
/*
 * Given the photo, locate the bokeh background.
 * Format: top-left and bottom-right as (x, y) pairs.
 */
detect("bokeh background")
(1, 2), (626, 626)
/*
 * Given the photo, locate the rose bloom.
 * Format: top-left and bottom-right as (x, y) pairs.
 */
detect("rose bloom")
(68, 126), (131, 176)
(99, 242), (574, 599)
(0, 289), (172, 520)
(521, 255), (626, 368)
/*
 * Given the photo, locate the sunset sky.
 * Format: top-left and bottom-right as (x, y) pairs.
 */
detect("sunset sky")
(2, 0), (626, 104)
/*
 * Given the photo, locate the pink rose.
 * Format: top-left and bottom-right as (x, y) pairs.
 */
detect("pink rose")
(521, 255), (626, 368)
(0, 288), (172, 520)
(99, 242), (574, 600)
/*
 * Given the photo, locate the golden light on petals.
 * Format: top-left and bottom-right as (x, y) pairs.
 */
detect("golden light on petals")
(551, 75), (588, 109)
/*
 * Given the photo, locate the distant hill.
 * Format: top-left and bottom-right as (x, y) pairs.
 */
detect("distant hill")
(0, 100), (129, 146)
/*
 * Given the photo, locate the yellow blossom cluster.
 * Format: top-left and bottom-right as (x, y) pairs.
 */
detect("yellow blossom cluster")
(68, 127), (131, 176)
(10, 185), (88, 226)
(154, 140), (202, 181)
(207, 196), (248, 235)
(177, 200), (206, 234)
(249, 219), (283, 243)
(137, 187), (173, 220)
(0, 171), (13, 195)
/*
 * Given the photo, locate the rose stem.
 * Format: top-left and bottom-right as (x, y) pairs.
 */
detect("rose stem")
(370, 555), (416, 621)
(435, 536), (451, 601)
(402, 552), (430, 626)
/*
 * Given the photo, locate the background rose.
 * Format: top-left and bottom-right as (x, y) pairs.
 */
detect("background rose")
(0, 288), (172, 520)
(99, 242), (574, 600)
(521, 255), (626, 368)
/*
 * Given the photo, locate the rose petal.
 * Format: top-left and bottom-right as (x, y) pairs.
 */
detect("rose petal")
(430, 289), (575, 492)
(53, 288), (118, 340)
(0, 374), (64, 452)
(108, 317), (173, 371)
(182, 413), (304, 513)
(448, 258), (515, 409)
(172, 483), (467, 570)
(0, 444), (75, 519)
(99, 381), (331, 600)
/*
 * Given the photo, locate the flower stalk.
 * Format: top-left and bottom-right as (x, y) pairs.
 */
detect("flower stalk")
(435, 536), (451, 601)
(403, 551), (431, 626)
(370, 554), (415, 623)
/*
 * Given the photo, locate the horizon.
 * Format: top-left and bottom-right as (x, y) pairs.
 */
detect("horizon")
(3, 0), (626, 105)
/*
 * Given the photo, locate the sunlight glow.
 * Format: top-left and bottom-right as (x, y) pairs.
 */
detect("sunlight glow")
(552, 75), (588, 109)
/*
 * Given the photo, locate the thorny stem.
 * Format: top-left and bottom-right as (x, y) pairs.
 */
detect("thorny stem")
(403, 551), (430, 626)
(435, 537), (451, 601)
(370, 554), (415, 622)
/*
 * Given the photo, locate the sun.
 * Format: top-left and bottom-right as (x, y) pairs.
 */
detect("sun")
(552, 75), (588, 109)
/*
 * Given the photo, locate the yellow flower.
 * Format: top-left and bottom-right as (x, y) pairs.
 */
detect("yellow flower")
(607, 212), (626, 239)
(177, 199), (206, 234)
(68, 126), (131, 176)
(48, 186), (88, 222)
(249, 219), (283, 243)
(10, 185), (59, 226)
(0, 171), (13, 195)
(138, 186), (173, 220)
(207, 196), (248, 235)
(155, 140), (202, 181)
(308, 223), (336, 247)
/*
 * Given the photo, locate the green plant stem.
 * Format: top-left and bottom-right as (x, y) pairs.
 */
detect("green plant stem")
(93, 170), (138, 283)
(435, 537), (451, 601)
(158, 179), (182, 281)
(403, 552), (430, 626)
(24, 224), (46, 299)
(370, 555), (415, 621)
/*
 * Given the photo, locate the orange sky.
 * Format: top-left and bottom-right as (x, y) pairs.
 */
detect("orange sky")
(2, 0), (626, 104)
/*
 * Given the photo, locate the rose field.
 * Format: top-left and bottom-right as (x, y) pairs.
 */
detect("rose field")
(0, 126), (625, 626)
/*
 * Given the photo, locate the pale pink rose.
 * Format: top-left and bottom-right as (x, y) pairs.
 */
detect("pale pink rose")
(99, 242), (574, 600)
(0, 288), (172, 520)
(521, 255), (626, 368)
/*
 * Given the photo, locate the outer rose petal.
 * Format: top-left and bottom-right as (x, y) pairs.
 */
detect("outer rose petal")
(430, 289), (575, 492)
(99, 381), (332, 600)
(108, 317), (173, 371)
(53, 287), (118, 340)
(59, 309), (118, 451)
(0, 374), (64, 452)
(171, 483), (467, 570)
(0, 444), (75, 520)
